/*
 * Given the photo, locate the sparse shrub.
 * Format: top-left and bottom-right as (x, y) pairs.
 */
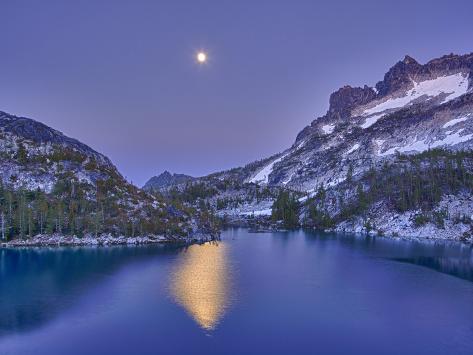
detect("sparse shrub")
(432, 210), (447, 229)
(413, 214), (430, 227)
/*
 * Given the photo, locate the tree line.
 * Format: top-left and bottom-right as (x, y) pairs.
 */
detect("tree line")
(0, 176), (193, 241)
(305, 149), (473, 229)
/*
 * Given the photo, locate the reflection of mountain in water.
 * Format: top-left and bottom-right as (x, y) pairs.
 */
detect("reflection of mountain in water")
(0, 245), (180, 337)
(305, 231), (473, 283)
(392, 256), (473, 282)
(171, 242), (231, 331)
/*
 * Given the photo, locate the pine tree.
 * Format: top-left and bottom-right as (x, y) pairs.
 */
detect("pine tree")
(272, 190), (300, 228)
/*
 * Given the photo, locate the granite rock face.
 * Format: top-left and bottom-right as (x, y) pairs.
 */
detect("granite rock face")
(328, 85), (377, 118)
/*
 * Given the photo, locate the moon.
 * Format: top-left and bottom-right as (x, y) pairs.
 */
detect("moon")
(197, 52), (207, 63)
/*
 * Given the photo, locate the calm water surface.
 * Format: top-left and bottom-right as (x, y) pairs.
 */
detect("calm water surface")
(1, 229), (473, 354)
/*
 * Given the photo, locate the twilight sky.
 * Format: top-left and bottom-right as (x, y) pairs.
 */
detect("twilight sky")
(1, 0), (472, 186)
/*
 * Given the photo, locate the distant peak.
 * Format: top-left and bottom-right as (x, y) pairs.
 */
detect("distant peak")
(402, 55), (418, 65)
(143, 171), (194, 190)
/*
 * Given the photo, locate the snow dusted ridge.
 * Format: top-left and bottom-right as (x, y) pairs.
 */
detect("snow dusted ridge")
(278, 61), (473, 193)
(0, 111), (120, 192)
(272, 57), (473, 194)
(243, 55), (473, 194)
(359, 73), (470, 118)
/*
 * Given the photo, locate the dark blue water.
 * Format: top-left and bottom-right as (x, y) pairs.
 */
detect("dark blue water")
(1, 229), (473, 354)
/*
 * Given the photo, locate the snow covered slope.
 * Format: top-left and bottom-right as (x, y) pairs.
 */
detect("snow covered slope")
(248, 53), (473, 192)
(249, 152), (289, 184)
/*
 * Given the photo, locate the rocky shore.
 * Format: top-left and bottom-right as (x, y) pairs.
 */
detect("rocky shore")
(332, 216), (473, 243)
(1, 232), (217, 247)
(221, 212), (473, 243)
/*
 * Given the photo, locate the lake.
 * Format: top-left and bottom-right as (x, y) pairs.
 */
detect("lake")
(1, 229), (473, 354)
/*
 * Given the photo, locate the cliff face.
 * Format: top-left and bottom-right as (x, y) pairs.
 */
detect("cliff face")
(328, 85), (377, 119)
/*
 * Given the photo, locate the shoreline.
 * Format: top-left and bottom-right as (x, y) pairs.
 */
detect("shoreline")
(230, 217), (473, 245)
(328, 229), (473, 246)
(242, 226), (473, 245)
(3, 225), (471, 248)
(1, 233), (218, 248)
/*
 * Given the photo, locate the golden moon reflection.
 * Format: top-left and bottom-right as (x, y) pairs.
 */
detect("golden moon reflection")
(170, 242), (231, 331)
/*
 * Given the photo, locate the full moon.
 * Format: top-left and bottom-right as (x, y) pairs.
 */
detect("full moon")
(197, 52), (207, 63)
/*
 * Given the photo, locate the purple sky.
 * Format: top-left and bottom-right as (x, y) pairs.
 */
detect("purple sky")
(1, 0), (472, 186)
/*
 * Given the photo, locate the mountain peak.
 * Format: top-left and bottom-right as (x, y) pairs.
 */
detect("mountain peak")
(375, 55), (423, 96)
(143, 171), (194, 191)
(160, 170), (172, 177)
(402, 55), (418, 65)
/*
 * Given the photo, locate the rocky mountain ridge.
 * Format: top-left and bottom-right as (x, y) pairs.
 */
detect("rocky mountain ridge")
(148, 52), (473, 241)
(0, 110), (117, 192)
(250, 52), (473, 192)
(0, 110), (218, 243)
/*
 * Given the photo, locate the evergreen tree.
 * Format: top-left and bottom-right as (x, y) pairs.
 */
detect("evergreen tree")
(271, 190), (300, 228)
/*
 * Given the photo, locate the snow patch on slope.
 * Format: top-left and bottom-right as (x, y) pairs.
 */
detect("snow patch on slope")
(295, 139), (307, 150)
(443, 115), (470, 128)
(345, 143), (360, 156)
(362, 73), (469, 117)
(239, 208), (272, 217)
(326, 176), (346, 187)
(430, 130), (473, 148)
(282, 171), (296, 185)
(321, 124), (335, 134)
(249, 153), (288, 184)
(378, 130), (473, 156)
(361, 114), (385, 129)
